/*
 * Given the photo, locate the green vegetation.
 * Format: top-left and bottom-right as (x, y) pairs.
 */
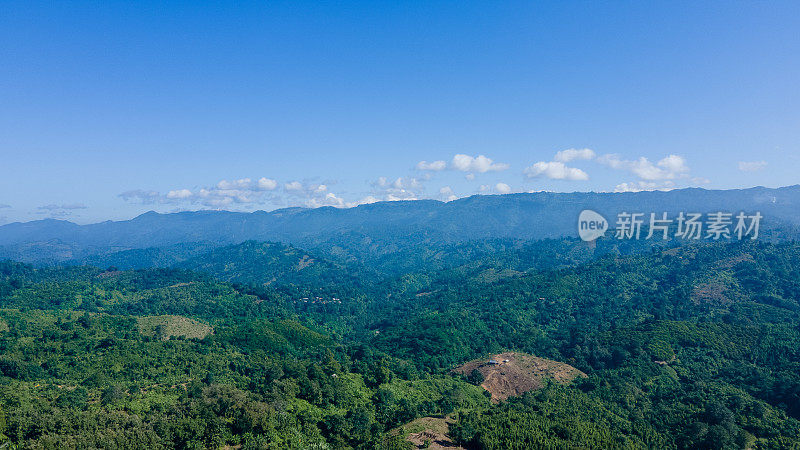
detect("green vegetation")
(1, 239), (800, 448)
(136, 315), (213, 341)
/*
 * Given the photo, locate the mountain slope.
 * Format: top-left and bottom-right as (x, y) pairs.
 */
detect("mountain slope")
(2, 186), (800, 263)
(174, 240), (356, 287)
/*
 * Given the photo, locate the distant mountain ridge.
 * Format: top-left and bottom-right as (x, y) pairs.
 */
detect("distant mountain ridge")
(2, 186), (800, 264)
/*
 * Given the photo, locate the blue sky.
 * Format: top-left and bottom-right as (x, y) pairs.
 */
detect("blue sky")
(1, 1), (798, 224)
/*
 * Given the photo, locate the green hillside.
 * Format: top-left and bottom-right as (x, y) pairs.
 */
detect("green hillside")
(1, 240), (800, 448)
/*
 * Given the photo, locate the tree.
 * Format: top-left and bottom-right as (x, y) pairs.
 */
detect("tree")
(101, 384), (126, 405)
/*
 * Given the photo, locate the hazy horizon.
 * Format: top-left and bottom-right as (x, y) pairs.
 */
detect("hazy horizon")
(1, 183), (796, 226)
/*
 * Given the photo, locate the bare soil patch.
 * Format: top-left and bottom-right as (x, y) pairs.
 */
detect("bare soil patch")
(403, 417), (464, 449)
(453, 351), (586, 402)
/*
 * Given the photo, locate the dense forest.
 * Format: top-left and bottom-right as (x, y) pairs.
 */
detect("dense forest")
(1, 237), (800, 448)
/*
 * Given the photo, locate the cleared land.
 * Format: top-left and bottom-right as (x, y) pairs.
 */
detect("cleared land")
(453, 351), (586, 402)
(136, 315), (213, 340)
(399, 417), (464, 450)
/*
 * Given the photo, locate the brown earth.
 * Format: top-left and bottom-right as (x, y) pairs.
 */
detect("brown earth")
(692, 281), (731, 305)
(402, 417), (464, 449)
(453, 351), (586, 403)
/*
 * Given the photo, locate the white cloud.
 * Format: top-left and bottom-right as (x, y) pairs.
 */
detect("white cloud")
(554, 148), (596, 163)
(166, 189), (193, 199)
(370, 176), (425, 203)
(217, 178), (252, 190)
(657, 154), (689, 175)
(374, 177), (420, 190)
(495, 182), (512, 194)
(524, 161), (589, 180)
(257, 177), (278, 190)
(417, 154), (509, 174)
(597, 154), (689, 181)
(195, 190), (234, 207)
(36, 203), (88, 218)
(630, 158), (668, 180)
(738, 161), (767, 172)
(122, 175), (285, 209)
(523, 148), (593, 182)
(197, 187), (260, 205)
(451, 154), (473, 171)
(281, 181), (344, 207)
(284, 181), (304, 192)
(613, 181), (676, 193)
(416, 160), (447, 171)
(119, 190), (160, 204)
(437, 186), (458, 202)
(451, 154), (509, 173)
(393, 177), (420, 189)
(347, 196), (381, 207)
(386, 192), (418, 201)
(305, 192), (346, 208)
(595, 153), (625, 170)
(303, 189), (395, 209)
(592, 152), (709, 190)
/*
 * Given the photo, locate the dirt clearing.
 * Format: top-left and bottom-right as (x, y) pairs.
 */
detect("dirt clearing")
(453, 351), (586, 402)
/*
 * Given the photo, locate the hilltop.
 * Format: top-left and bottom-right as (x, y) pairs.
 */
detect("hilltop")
(454, 352), (586, 402)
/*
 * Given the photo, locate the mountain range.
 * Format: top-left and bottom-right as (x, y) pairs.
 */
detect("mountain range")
(2, 185), (799, 264)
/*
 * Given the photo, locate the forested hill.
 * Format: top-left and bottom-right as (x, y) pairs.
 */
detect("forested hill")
(173, 241), (359, 288)
(1, 241), (800, 447)
(2, 185), (800, 264)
